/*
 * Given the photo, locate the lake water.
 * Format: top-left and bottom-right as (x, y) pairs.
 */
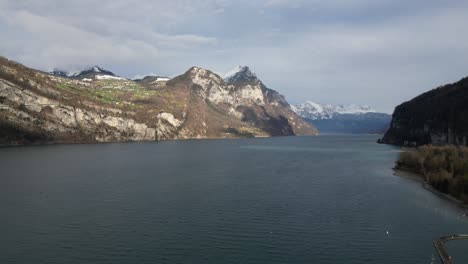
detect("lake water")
(1, 135), (467, 264)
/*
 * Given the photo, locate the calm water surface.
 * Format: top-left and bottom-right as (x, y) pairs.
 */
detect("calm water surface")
(1, 135), (467, 264)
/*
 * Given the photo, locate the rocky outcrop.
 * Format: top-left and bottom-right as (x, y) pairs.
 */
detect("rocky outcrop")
(381, 76), (468, 146)
(167, 66), (317, 137)
(0, 79), (155, 144)
(0, 56), (317, 145)
(222, 66), (318, 136)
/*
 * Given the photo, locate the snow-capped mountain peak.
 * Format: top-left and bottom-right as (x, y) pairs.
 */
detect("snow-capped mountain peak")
(223, 66), (258, 83)
(223, 66), (249, 78)
(292, 101), (376, 120)
(73, 66), (115, 78)
(49, 69), (70, 78)
(49, 65), (126, 80)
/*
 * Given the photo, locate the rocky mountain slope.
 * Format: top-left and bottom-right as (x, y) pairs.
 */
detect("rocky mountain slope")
(0, 57), (317, 145)
(293, 101), (390, 134)
(380, 76), (468, 146)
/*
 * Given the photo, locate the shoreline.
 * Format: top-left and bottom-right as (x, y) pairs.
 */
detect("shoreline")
(0, 135), (264, 148)
(0, 134), (319, 148)
(393, 168), (468, 209)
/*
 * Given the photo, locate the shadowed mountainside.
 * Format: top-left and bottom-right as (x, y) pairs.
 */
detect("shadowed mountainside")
(381, 76), (468, 146)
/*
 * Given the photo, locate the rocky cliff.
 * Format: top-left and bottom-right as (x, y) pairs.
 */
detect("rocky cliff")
(0, 57), (317, 145)
(381, 76), (468, 146)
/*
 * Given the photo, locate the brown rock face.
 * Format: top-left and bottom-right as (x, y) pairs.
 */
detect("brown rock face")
(0, 57), (317, 145)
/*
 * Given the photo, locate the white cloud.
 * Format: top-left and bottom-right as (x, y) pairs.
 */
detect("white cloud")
(0, 0), (467, 112)
(207, 3), (468, 112)
(0, 3), (217, 71)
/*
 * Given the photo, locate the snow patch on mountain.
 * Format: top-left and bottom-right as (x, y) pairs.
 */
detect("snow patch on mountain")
(292, 101), (376, 120)
(133, 72), (172, 82)
(95, 75), (126, 80)
(49, 66), (118, 79)
(223, 66), (247, 79)
(223, 66), (258, 83)
(49, 69), (78, 78)
(155, 77), (170, 82)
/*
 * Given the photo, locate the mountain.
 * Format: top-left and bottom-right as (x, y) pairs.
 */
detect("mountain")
(292, 101), (375, 120)
(223, 66), (258, 83)
(293, 101), (391, 134)
(49, 69), (69, 78)
(380, 76), (468, 146)
(49, 66), (125, 81)
(219, 66), (316, 136)
(134, 76), (171, 88)
(134, 76), (171, 83)
(0, 57), (317, 145)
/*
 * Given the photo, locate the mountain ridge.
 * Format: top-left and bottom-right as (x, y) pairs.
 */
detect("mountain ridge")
(49, 66), (125, 81)
(223, 66), (258, 84)
(292, 101), (376, 120)
(0, 56), (317, 145)
(293, 101), (390, 134)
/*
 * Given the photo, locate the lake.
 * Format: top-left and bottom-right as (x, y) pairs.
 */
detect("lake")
(0, 135), (467, 264)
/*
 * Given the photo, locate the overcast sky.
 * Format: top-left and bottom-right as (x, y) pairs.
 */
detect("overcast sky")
(1, 0), (468, 112)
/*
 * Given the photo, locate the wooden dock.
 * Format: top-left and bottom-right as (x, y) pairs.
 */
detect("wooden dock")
(433, 234), (468, 264)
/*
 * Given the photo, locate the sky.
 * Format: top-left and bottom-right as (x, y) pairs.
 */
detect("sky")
(1, 0), (468, 113)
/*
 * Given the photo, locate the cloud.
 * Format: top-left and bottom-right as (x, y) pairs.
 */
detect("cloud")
(205, 3), (468, 112)
(0, 0), (467, 112)
(0, 2), (217, 72)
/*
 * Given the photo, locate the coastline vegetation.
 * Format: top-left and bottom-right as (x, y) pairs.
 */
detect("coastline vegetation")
(396, 145), (468, 203)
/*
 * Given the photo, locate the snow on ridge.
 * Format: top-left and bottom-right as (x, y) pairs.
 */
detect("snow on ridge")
(133, 72), (171, 81)
(95, 75), (126, 80)
(155, 77), (170, 82)
(222, 65), (257, 82)
(69, 66), (105, 77)
(223, 66), (247, 79)
(293, 101), (377, 120)
(49, 69), (80, 77)
(50, 65), (113, 78)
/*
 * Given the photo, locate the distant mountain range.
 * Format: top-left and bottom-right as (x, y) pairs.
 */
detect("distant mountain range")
(292, 101), (376, 120)
(0, 58), (317, 145)
(292, 101), (391, 134)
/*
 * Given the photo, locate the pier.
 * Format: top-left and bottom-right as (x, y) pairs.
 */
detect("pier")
(434, 234), (468, 264)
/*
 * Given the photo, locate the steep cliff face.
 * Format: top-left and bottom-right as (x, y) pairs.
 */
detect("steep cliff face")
(0, 57), (317, 145)
(223, 66), (317, 136)
(164, 66), (317, 138)
(0, 75), (156, 144)
(381, 76), (468, 146)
